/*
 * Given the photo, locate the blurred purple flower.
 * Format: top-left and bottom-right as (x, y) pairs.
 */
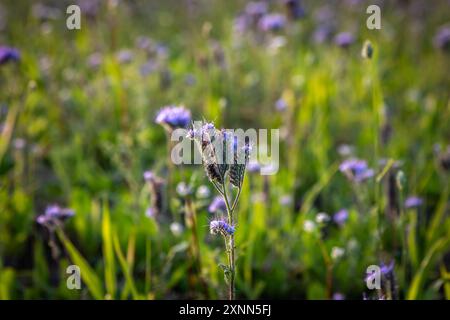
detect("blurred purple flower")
(339, 158), (374, 183)
(334, 32), (355, 48)
(87, 52), (103, 69)
(333, 209), (349, 226)
(0, 46), (20, 65)
(380, 261), (394, 275)
(155, 105), (191, 129)
(259, 14), (286, 32)
(433, 25), (450, 50)
(284, 0), (305, 20)
(145, 207), (156, 218)
(404, 196), (423, 209)
(116, 49), (134, 64)
(313, 25), (333, 44)
(245, 1), (268, 17)
(280, 195), (293, 206)
(208, 196), (227, 213)
(37, 205), (74, 226)
(275, 98), (288, 111)
(247, 160), (261, 173)
(332, 292), (345, 300)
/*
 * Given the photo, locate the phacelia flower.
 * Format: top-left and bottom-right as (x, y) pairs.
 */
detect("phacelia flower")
(433, 25), (450, 50)
(0, 46), (20, 65)
(210, 219), (235, 236)
(316, 212), (330, 224)
(332, 293), (345, 300)
(37, 205), (74, 226)
(404, 196), (423, 209)
(208, 196), (227, 213)
(284, 0), (305, 20)
(275, 98), (288, 111)
(247, 160), (261, 173)
(334, 32), (355, 48)
(258, 14), (286, 32)
(245, 1), (268, 17)
(333, 209), (349, 226)
(176, 182), (192, 197)
(196, 185), (211, 199)
(339, 158), (374, 183)
(155, 105), (191, 129)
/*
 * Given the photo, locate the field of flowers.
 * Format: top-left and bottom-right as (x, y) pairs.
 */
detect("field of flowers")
(0, 0), (449, 300)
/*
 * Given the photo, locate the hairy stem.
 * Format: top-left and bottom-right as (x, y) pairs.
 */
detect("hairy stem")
(222, 182), (235, 300)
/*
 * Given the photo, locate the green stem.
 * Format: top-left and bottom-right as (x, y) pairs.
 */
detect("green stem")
(222, 182), (235, 300)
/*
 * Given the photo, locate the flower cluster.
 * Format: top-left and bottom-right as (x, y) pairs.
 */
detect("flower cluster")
(155, 105), (191, 130)
(0, 46), (20, 65)
(188, 122), (250, 189)
(210, 219), (235, 236)
(208, 196), (227, 213)
(339, 158), (374, 183)
(36, 205), (74, 226)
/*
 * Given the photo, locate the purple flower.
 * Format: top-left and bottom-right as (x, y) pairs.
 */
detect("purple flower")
(0, 46), (20, 65)
(116, 49), (133, 64)
(210, 219), (235, 235)
(333, 209), (349, 226)
(433, 25), (450, 50)
(334, 32), (355, 48)
(155, 105), (191, 129)
(332, 292), (345, 300)
(245, 1), (268, 17)
(404, 196), (423, 209)
(275, 98), (288, 111)
(313, 25), (333, 44)
(339, 158), (374, 183)
(258, 14), (286, 32)
(247, 160), (261, 173)
(145, 207), (156, 218)
(37, 205), (74, 226)
(380, 261), (394, 276)
(208, 196), (227, 213)
(284, 0), (305, 20)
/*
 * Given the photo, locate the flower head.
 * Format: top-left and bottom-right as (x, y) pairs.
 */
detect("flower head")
(208, 196), (227, 213)
(404, 196), (423, 209)
(332, 293), (345, 300)
(155, 105), (191, 129)
(433, 25), (450, 50)
(339, 158), (374, 183)
(275, 98), (288, 111)
(334, 32), (355, 48)
(333, 209), (349, 226)
(0, 46), (20, 65)
(210, 219), (235, 236)
(37, 204), (74, 226)
(258, 14), (286, 32)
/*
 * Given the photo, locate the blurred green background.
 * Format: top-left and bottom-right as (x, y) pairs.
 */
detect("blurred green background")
(0, 0), (449, 299)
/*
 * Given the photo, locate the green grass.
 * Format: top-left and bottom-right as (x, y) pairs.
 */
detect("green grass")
(0, 0), (449, 299)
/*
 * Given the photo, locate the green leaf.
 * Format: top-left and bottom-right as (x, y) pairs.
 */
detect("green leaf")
(57, 229), (104, 299)
(102, 202), (116, 298)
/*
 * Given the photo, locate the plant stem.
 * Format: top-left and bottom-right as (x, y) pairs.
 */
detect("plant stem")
(222, 182), (235, 300)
